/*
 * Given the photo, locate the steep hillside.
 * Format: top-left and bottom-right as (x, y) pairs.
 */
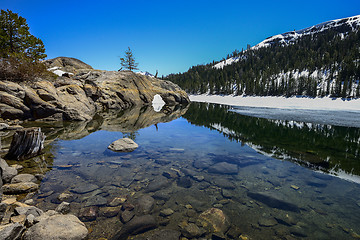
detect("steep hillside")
(167, 15), (360, 98)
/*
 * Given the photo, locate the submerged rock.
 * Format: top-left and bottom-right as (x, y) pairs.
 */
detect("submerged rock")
(198, 208), (229, 233)
(136, 195), (155, 214)
(146, 229), (181, 240)
(145, 178), (171, 192)
(108, 138), (138, 152)
(84, 195), (108, 207)
(120, 210), (135, 223)
(99, 206), (122, 218)
(179, 221), (206, 238)
(111, 215), (157, 240)
(79, 206), (98, 222)
(160, 208), (174, 217)
(55, 202), (71, 214)
(70, 183), (99, 194)
(208, 162), (238, 174)
(258, 217), (278, 227)
(177, 176), (192, 188)
(247, 191), (300, 212)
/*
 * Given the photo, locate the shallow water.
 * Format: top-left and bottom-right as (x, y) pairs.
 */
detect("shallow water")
(2, 103), (360, 239)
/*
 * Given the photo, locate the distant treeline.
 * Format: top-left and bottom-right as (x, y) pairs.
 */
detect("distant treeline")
(166, 28), (360, 98)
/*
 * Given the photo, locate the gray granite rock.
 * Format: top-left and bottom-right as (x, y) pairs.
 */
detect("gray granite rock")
(0, 223), (25, 240)
(108, 138), (138, 152)
(24, 214), (88, 240)
(11, 174), (37, 184)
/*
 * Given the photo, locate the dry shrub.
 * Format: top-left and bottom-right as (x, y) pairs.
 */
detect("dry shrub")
(0, 57), (57, 82)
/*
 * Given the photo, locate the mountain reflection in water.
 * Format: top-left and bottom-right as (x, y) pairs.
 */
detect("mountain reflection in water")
(183, 102), (360, 183)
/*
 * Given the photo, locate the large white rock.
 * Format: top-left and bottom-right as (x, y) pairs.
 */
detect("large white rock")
(23, 214), (88, 240)
(108, 138), (138, 152)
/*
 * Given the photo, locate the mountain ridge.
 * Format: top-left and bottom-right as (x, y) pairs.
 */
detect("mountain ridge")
(167, 14), (360, 98)
(214, 14), (360, 69)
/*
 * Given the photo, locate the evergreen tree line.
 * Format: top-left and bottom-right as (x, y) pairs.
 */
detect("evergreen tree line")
(166, 27), (360, 98)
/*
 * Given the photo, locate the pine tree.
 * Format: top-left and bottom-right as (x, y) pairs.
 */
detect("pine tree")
(0, 9), (50, 82)
(0, 9), (46, 61)
(120, 47), (139, 71)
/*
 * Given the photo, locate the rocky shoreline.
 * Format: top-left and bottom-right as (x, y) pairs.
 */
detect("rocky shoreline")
(0, 154), (89, 239)
(0, 57), (193, 239)
(0, 57), (189, 121)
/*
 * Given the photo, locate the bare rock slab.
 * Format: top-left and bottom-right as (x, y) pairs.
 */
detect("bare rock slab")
(108, 138), (138, 152)
(2, 182), (39, 194)
(0, 223), (25, 240)
(11, 173), (37, 184)
(24, 214), (88, 240)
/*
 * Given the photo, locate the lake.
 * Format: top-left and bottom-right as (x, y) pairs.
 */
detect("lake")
(3, 102), (360, 239)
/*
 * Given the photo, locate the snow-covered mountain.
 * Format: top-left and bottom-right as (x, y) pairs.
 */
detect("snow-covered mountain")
(214, 15), (360, 69)
(136, 71), (155, 77)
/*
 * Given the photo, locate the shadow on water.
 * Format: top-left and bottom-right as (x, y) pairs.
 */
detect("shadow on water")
(183, 102), (360, 181)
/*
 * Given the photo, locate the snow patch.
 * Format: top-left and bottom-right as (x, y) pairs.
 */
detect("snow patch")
(52, 69), (73, 77)
(152, 94), (165, 112)
(189, 94), (360, 112)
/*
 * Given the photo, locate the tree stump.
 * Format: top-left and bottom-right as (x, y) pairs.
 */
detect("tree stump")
(5, 127), (45, 160)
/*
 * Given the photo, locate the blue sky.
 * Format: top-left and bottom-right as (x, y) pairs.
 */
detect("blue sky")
(1, 0), (359, 76)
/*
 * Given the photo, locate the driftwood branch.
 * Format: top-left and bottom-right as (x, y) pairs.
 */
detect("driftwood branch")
(5, 127), (45, 160)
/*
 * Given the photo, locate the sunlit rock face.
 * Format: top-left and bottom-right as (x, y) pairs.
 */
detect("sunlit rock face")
(0, 57), (189, 121)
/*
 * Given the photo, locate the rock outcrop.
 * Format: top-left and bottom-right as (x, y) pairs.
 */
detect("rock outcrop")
(0, 57), (189, 121)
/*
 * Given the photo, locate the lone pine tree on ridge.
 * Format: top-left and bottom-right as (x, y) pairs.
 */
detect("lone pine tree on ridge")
(119, 47), (139, 71)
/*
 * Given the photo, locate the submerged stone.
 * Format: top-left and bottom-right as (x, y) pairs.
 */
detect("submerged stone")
(258, 217), (278, 227)
(247, 191), (300, 213)
(111, 215), (157, 240)
(145, 178), (171, 192)
(84, 195), (108, 207)
(79, 206), (98, 222)
(208, 162), (238, 174)
(120, 210), (135, 223)
(70, 184), (99, 194)
(177, 176), (192, 188)
(136, 195), (155, 214)
(198, 208), (229, 233)
(146, 229), (181, 240)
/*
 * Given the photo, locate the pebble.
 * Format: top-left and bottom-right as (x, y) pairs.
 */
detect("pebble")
(258, 217), (278, 227)
(120, 210), (135, 223)
(160, 208), (174, 217)
(109, 197), (127, 207)
(58, 192), (73, 202)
